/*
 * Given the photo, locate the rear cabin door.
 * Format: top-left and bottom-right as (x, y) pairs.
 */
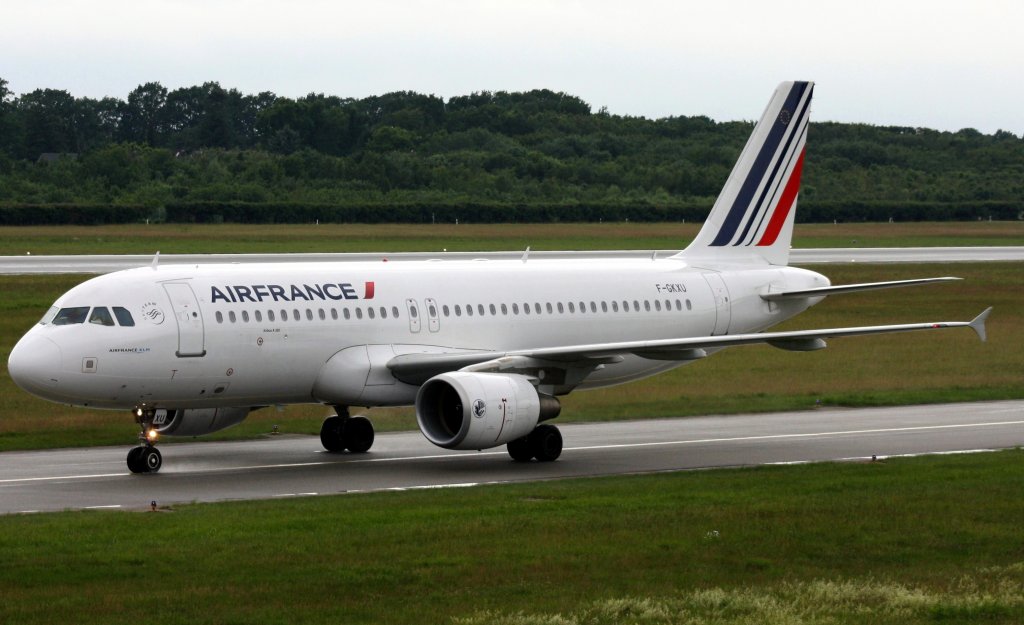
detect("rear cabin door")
(702, 273), (732, 336)
(163, 282), (206, 357)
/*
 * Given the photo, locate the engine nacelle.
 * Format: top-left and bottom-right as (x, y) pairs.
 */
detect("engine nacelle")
(416, 372), (560, 450)
(153, 407), (251, 437)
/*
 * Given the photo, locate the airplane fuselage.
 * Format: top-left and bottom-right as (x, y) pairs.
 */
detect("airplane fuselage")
(10, 257), (827, 411)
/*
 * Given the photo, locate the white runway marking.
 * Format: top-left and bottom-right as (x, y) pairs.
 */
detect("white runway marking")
(2, 419), (1019, 486)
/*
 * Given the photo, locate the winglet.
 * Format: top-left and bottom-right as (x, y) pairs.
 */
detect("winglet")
(969, 307), (992, 342)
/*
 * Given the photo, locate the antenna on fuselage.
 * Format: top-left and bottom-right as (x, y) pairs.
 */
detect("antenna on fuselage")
(151, 251), (160, 271)
(522, 246), (530, 264)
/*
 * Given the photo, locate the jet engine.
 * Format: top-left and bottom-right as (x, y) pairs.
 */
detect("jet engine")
(152, 407), (252, 437)
(416, 372), (560, 450)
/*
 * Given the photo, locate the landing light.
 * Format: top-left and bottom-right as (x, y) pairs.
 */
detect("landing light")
(146, 428), (159, 442)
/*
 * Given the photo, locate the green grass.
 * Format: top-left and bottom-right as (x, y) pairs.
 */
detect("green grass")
(0, 221), (1023, 255)
(1, 262), (1020, 451)
(1, 450), (1022, 624)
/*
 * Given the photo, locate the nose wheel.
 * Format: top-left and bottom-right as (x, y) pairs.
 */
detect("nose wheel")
(127, 445), (162, 473)
(128, 406), (163, 474)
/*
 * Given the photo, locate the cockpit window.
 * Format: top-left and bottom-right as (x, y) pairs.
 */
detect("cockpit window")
(52, 306), (90, 326)
(89, 307), (115, 326)
(113, 307), (135, 327)
(39, 306), (59, 325)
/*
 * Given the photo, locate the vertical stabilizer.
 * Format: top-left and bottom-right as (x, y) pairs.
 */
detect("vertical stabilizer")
(677, 81), (813, 266)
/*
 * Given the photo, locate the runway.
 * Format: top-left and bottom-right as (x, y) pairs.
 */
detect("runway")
(2, 400), (1022, 515)
(1, 246), (1023, 274)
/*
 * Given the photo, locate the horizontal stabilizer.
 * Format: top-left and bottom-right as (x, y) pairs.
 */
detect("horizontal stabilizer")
(969, 307), (992, 342)
(761, 277), (961, 301)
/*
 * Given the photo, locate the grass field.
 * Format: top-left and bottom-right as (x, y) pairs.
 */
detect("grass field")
(0, 261), (1019, 451)
(0, 220), (1023, 255)
(1, 450), (1022, 624)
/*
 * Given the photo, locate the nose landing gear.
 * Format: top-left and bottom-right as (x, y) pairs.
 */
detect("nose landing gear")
(127, 407), (162, 474)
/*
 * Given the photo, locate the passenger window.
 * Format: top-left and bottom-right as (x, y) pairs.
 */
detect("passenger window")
(477, 304), (485, 316)
(686, 299), (693, 311)
(466, 305), (473, 317)
(428, 304), (437, 317)
(501, 304), (508, 315)
(380, 307), (387, 319)
(612, 301), (619, 312)
(113, 307), (135, 326)
(644, 300), (651, 312)
(557, 302), (564, 314)
(281, 309), (288, 321)
(546, 303), (553, 314)
(255, 310), (263, 322)
(356, 308), (363, 319)
(269, 310), (276, 321)
(293, 309), (300, 321)
(242, 310), (250, 322)
(229, 311), (237, 323)
(442, 305), (450, 317)
(523, 303), (530, 315)
(568, 302), (575, 313)
(392, 306), (400, 318)
(675, 300), (682, 311)
(590, 301), (597, 313)
(319, 309), (326, 320)
(89, 307), (115, 326)
(633, 300), (640, 312)
(601, 301), (608, 313)
(216, 311), (224, 324)
(343, 309), (351, 320)
(455, 305), (462, 316)
(579, 301), (586, 313)
(655, 300), (662, 312)
(330, 309), (337, 320)
(489, 304), (497, 315)
(306, 309), (313, 321)
(368, 307), (375, 319)
(512, 303), (519, 315)
(53, 306), (90, 325)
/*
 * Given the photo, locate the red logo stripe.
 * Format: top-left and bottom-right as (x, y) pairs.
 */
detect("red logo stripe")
(756, 148), (805, 247)
(364, 281), (375, 299)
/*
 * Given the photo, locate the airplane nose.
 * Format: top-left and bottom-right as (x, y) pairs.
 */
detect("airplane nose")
(8, 334), (63, 396)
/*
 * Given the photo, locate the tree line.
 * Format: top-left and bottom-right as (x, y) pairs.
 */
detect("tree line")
(0, 77), (1021, 224)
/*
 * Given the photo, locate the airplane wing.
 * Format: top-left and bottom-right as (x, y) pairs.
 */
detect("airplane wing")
(387, 308), (991, 388)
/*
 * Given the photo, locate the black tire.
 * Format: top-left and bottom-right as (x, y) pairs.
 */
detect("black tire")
(320, 415), (345, 452)
(343, 416), (375, 453)
(507, 436), (534, 462)
(127, 446), (146, 473)
(141, 447), (162, 473)
(530, 424), (563, 462)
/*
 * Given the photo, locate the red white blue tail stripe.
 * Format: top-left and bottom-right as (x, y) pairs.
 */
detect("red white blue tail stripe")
(680, 81), (813, 266)
(710, 81), (812, 247)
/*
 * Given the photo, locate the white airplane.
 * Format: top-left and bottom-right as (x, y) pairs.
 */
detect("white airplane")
(8, 81), (990, 474)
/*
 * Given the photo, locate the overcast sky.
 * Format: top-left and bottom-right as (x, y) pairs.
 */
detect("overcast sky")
(3, 0), (1021, 134)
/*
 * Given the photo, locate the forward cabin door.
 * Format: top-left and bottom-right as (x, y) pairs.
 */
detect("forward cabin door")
(163, 282), (206, 357)
(702, 273), (732, 336)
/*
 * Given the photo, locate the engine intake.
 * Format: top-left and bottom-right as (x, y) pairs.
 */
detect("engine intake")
(153, 407), (251, 437)
(416, 372), (560, 450)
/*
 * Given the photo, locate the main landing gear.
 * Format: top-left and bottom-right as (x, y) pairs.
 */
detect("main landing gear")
(506, 424), (563, 462)
(127, 406), (162, 474)
(320, 406), (375, 453)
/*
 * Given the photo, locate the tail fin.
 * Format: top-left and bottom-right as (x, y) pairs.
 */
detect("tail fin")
(677, 81), (813, 266)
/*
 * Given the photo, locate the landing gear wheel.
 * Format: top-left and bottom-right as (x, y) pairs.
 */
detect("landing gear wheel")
(530, 424), (563, 462)
(320, 414), (375, 453)
(343, 416), (374, 453)
(127, 445), (162, 473)
(127, 446), (146, 473)
(320, 415), (346, 452)
(507, 436), (534, 462)
(141, 446), (162, 472)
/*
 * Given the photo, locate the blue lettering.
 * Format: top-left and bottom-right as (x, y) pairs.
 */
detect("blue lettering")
(290, 285), (310, 301)
(304, 284), (325, 300)
(341, 283), (357, 300)
(268, 284), (287, 301)
(211, 286), (231, 304)
(323, 284), (344, 300)
(235, 285), (257, 303)
(252, 285), (270, 301)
